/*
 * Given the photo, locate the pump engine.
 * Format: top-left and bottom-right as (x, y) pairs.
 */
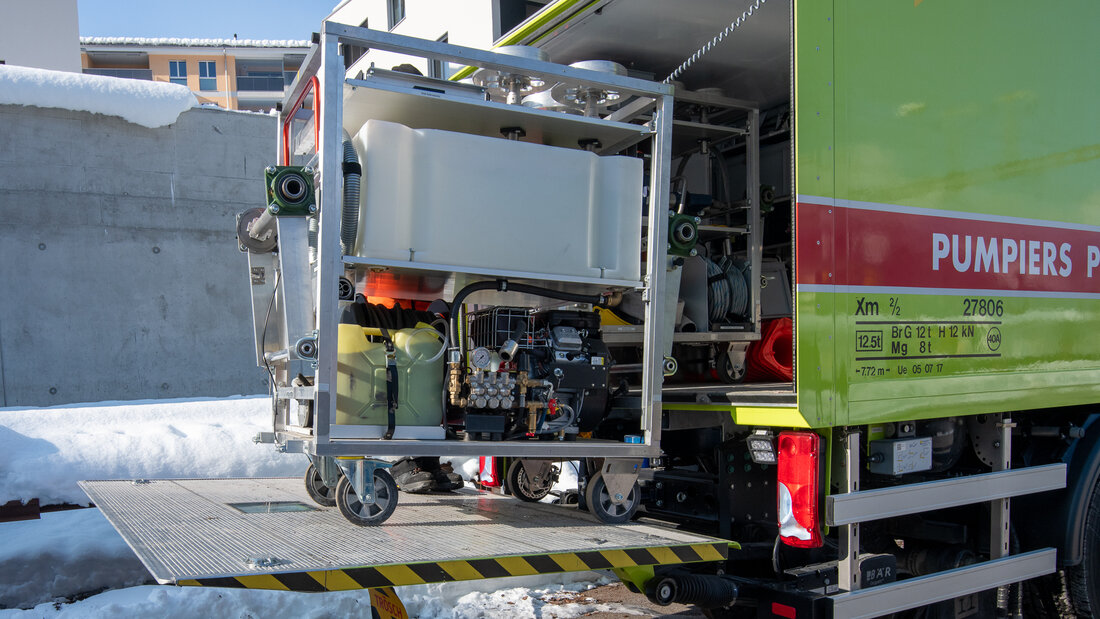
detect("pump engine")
(448, 307), (612, 440)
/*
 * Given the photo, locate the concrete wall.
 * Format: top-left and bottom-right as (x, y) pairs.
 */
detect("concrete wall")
(0, 104), (275, 406)
(0, 0), (81, 73)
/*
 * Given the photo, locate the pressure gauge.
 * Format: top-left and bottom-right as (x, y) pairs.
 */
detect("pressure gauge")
(471, 347), (492, 370)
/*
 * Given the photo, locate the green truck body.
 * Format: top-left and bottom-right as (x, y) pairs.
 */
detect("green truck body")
(791, 0), (1100, 428)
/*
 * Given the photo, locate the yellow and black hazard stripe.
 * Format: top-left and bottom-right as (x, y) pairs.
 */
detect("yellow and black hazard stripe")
(177, 542), (727, 592)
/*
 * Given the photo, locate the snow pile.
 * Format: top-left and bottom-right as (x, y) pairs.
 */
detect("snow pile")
(0, 573), (620, 618)
(81, 37), (311, 48)
(0, 510), (150, 610)
(397, 573), (619, 618)
(0, 66), (197, 128)
(0, 396), (305, 505)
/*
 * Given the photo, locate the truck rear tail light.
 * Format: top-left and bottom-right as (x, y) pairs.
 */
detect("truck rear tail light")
(777, 431), (823, 548)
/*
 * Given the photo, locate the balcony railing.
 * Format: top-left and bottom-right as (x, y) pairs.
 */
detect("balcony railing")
(235, 76), (285, 92)
(84, 68), (153, 80)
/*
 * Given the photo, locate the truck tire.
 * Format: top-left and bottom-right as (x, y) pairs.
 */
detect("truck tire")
(1065, 476), (1100, 617)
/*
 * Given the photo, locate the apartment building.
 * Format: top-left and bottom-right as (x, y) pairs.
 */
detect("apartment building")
(80, 37), (311, 111)
(329, 0), (548, 76)
(0, 0), (81, 72)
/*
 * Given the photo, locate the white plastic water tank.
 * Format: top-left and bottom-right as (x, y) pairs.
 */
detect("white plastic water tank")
(351, 119), (642, 282)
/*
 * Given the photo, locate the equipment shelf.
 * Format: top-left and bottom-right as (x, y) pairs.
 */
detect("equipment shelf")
(343, 255), (642, 294)
(342, 75), (652, 151)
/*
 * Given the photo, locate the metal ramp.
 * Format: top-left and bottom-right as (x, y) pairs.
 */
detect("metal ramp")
(80, 478), (727, 592)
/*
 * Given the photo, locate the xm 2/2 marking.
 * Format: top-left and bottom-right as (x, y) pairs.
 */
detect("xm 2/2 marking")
(855, 297), (879, 316)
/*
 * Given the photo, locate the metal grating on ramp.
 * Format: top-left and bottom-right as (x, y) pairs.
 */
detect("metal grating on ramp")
(80, 478), (727, 591)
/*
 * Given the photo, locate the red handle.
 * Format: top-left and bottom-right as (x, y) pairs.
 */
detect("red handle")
(281, 76), (320, 165)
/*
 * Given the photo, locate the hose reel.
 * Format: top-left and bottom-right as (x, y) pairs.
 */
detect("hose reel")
(706, 255), (750, 322)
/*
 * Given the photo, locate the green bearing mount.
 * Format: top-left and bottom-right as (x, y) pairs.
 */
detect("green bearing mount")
(264, 165), (316, 217)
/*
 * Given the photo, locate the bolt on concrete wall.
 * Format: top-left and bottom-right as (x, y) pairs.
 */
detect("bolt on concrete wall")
(0, 104), (275, 406)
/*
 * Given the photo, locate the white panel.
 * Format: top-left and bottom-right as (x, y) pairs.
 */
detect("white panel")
(352, 119), (642, 281)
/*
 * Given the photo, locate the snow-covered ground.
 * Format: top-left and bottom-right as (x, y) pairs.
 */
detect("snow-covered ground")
(1, 572), (625, 618)
(0, 396), (304, 506)
(0, 397), (618, 617)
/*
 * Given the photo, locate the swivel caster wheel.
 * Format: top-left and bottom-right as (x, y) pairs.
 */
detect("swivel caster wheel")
(507, 460), (557, 502)
(584, 472), (640, 524)
(336, 469), (399, 526)
(718, 350), (746, 384)
(304, 463), (337, 507)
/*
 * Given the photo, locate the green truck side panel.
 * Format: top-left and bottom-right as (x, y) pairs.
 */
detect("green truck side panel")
(788, 1), (1100, 429)
(832, 1), (1100, 221)
(843, 293), (1100, 424)
(793, 0), (837, 428)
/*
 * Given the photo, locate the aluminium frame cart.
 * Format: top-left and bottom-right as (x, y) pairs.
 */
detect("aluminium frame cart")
(245, 21), (675, 523)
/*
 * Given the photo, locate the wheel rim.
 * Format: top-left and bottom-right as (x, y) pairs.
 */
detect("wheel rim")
(309, 468), (335, 502)
(347, 480), (392, 518)
(517, 465), (554, 499)
(723, 357), (744, 380)
(596, 483), (635, 518)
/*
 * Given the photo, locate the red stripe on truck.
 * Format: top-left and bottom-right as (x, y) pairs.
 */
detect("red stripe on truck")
(796, 200), (1100, 293)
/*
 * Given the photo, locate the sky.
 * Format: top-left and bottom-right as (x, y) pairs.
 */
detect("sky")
(77, 0), (341, 40)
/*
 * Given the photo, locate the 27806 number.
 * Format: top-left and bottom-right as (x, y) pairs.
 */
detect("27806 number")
(963, 298), (1003, 317)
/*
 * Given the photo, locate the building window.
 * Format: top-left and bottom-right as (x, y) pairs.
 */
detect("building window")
(428, 33), (449, 79)
(494, 0), (549, 41)
(169, 60), (187, 86)
(284, 54), (305, 85)
(198, 61), (217, 91)
(344, 18), (369, 69)
(387, 0), (405, 29)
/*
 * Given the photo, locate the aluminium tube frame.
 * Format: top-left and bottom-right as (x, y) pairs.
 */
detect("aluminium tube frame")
(273, 20), (673, 459)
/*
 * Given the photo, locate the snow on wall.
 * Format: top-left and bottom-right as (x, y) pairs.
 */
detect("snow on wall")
(0, 396), (305, 505)
(0, 65), (197, 128)
(81, 37), (310, 48)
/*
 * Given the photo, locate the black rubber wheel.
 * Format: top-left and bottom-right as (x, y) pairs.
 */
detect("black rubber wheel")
(506, 460), (556, 502)
(304, 463), (336, 507)
(718, 353), (746, 384)
(584, 472), (640, 524)
(1066, 476), (1100, 617)
(645, 576), (678, 606)
(335, 469), (398, 526)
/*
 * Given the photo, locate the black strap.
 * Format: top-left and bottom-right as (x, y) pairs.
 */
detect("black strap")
(708, 259), (740, 286)
(379, 325), (398, 441)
